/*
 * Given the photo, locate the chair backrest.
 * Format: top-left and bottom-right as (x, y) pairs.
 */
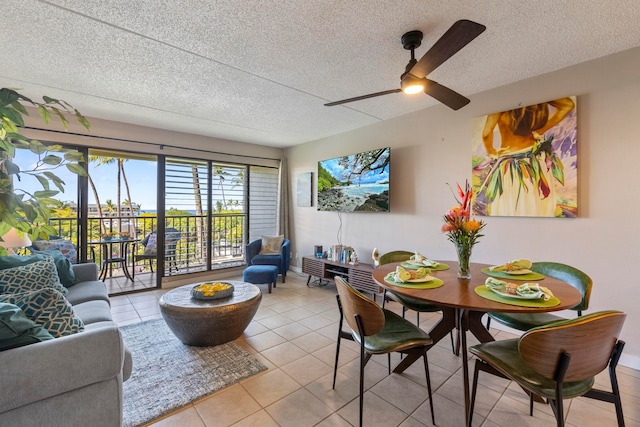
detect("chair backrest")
(335, 276), (385, 337)
(530, 262), (592, 312)
(518, 310), (626, 382)
(379, 250), (414, 265)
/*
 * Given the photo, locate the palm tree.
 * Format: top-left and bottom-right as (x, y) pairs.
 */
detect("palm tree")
(89, 155), (133, 234)
(191, 165), (205, 260)
(104, 199), (116, 232)
(87, 173), (106, 234)
(213, 166), (227, 209)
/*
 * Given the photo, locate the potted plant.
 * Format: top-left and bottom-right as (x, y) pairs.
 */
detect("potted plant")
(0, 87), (90, 253)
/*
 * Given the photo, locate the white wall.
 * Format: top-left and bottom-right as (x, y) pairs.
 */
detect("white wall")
(285, 47), (640, 369)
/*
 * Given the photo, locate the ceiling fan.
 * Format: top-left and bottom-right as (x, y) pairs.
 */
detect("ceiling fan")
(324, 20), (486, 110)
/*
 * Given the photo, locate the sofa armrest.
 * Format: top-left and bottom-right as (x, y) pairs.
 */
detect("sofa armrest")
(0, 323), (125, 414)
(71, 262), (99, 282)
(281, 239), (291, 272)
(246, 239), (261, 265)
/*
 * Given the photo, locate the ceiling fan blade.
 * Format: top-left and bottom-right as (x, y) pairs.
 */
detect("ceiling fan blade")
(324, 89), (401, 106)
(423, 79), (470, 110)
(408, 19), (486, 78)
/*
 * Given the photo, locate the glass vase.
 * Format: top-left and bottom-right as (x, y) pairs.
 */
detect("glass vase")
(455, 241), (473, 279)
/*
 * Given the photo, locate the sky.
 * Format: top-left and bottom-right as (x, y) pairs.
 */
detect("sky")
(14, 150), (159, 211)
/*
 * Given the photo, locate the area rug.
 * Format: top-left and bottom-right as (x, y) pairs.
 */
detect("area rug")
(120, 318), (267, 427)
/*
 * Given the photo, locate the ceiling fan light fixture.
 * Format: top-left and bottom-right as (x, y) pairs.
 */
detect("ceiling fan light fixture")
(401, 74), (424, 94)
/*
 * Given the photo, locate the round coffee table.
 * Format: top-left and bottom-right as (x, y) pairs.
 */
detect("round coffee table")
(159, 281), (262, 346)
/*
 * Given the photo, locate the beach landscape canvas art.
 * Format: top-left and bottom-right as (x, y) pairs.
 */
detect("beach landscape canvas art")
(317, 147), (390, 212)
(471, 96), (578, 217)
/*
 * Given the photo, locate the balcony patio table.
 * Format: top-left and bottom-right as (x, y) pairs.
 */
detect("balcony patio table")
(88, 238), (140, 281)
(372, 261), (582, 426)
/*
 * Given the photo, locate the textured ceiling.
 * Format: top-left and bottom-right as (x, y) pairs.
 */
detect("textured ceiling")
(2, 0), (640, 148)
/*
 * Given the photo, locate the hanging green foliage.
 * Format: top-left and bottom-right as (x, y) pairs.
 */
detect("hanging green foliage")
(0, 87), (90, 247)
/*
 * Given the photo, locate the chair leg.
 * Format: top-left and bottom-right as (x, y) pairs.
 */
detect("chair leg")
(333, 295), (343, 390)
(422, 349), (435, 426)
(469, 360), (481, 427)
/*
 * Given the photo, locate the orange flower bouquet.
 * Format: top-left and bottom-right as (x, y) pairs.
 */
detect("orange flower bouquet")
(442, 180), (486, 278)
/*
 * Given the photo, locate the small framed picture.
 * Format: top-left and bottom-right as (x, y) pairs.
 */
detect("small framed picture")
(297, 172), (312, 207)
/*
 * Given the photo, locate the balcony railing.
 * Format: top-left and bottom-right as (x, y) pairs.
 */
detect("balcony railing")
(47, 213), (247, 277)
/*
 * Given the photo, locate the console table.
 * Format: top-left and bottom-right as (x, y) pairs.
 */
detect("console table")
(302, 256), (380, 296)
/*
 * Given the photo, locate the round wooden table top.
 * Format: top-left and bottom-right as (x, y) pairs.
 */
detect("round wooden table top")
(372, 261), (583, 313)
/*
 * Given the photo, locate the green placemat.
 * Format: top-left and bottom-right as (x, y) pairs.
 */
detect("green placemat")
(474, 286), (560, 308)
(384, 275), (444, 289)
(400, 261), (450, 271)
(481, 268), (544, 281)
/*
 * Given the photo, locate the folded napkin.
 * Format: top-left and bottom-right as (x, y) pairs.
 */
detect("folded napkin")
(388, 265), (430, 282)
(484, 277), (554, 300)
(410, 251), (440, 267)
(489, 258), (532, 272)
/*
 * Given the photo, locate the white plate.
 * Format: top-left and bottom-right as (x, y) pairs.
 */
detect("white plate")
(489, 288), (541, 300)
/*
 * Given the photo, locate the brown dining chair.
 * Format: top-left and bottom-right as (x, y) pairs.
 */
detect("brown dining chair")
(380, 250), (456, 353)
(333, 276), (435, 427)
(469, 310), (627, 427)
(486, 261), (592, 331)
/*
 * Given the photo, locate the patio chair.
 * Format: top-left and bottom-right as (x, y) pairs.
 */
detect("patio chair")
(132, 227), (180, 277)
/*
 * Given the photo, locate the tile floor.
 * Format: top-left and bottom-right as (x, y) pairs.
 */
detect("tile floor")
(109, 271), (640, 427)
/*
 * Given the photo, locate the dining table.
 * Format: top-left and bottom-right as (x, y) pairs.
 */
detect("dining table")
(88, 238), (140, 281)
(372, 261), (583, 426)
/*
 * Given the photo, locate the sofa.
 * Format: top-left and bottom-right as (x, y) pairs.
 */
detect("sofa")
(0, 261), (132, 427)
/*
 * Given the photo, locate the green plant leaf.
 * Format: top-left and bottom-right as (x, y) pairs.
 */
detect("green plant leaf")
(75, 110), (91, 130)
(64, 151), (84, 162)
(35, 174), (50, 190)
(27, 139), (47, 154)
(0, 88), (19, 108)
(4, 159), (20, 176)
(42, 154), (63, 165)
(50, 107), (69, 129)
(43, 171), (65, 192)
(38, 105), (51, 124)
(66, 163), (87, 176)
(34, 190), (60, 198)
(10, 101), (27, 115)
(0, 107), (24, 127)
(0, 137), (15, 156)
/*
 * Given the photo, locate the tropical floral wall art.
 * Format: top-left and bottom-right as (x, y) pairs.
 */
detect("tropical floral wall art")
(471, 96), (578, 217)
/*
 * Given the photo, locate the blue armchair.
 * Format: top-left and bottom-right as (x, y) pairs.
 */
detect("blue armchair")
(246, 238), (290, 283)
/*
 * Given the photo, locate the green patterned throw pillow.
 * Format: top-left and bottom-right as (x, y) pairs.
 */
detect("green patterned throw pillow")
(0, 303), (54, 350)
(0, 258), (68, 296)
(0, 289), (84, 337)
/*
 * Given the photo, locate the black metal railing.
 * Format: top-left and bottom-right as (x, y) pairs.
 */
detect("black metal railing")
(47, 213), (247, 277)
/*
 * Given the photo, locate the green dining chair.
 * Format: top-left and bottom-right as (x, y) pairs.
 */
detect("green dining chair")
(486, 261), (592, 331)
(333, 276), (435, 427)
(380, 250), (456, 353)
(469, 311), (627, 427)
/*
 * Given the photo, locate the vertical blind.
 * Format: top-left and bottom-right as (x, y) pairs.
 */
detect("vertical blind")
(249, 166), (279, 241)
